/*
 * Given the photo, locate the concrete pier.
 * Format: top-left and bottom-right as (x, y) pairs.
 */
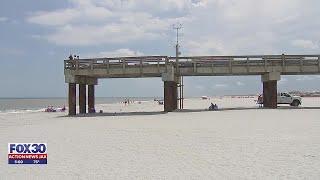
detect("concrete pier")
(88, 85), (95, 113)
(65, 76), (97, 115)
(263, 81), (277, 108)
(261, 72), (280, 108)
(68, 83), (76, 115)
(79, 84), (86, 114)
(64, 54), (320, 114)
(162, 66), (178, 112)
(164, 81), (178, 112)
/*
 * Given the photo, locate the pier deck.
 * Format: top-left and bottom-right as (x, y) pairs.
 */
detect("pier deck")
(65, 55), (320, 78)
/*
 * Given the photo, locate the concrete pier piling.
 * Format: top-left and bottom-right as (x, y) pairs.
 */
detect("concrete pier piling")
(65, 76), (97, 115)
(68, 83), (76, 115)
(263, 81), (278, 108)
(162, 66), (178, 112)
(261, 72), (280, 108)
(79, 84), (87, 114)
(164, 81), (178, 112)
(88, 85), (95, 113)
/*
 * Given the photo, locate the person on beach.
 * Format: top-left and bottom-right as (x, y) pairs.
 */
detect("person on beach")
(214, 104), (218, 110)
(209, 103), (218, 111)
(257, 94), (263, 107)
(61, 106), (66, 112)
(89, 107), (96, 113)
(209, 103), (214, 110)
(158, 100), (164, 105)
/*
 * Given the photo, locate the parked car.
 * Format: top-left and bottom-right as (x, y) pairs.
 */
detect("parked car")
(257, 92), (302, 106)
(278, 92), (302, 106)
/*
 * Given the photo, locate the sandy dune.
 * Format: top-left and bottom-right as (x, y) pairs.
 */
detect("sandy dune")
(1, 97), (320, 179)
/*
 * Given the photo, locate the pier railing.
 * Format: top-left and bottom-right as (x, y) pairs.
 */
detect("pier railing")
(175, 55), (320, 67)
(65, 55), (320, 71)
(64, 56), (169, 70)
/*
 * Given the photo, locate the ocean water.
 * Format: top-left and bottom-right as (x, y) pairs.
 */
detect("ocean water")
(0, 97), (157, 113)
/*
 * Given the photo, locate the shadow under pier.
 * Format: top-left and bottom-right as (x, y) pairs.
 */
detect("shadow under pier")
(58, 106), (320, 118)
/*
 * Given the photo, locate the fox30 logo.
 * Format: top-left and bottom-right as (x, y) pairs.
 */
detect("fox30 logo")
(8, 143), (47, 164)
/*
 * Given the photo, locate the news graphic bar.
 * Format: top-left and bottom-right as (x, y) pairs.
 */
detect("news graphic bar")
(8, 143), (48, 164)
(8, 154), (47, 164)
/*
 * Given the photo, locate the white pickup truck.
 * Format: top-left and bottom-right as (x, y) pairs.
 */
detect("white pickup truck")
(257, 92), (302, 106)
(278, 92), (302, 106)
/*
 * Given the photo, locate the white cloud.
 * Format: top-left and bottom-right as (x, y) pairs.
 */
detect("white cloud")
(209, 0), (301, 23)
(26, 0), (320, 57)
(93, 0), (206, 12)
(27, 9), (80, 26)
(85, 49), (144, 58)
(26, 0), (197, 46)
(292, 39), (319, 50)
(27, 5), (113, 26)
(182, 0), (319, 55)
(45, 22), (163, 46)
(185, 36), (229, 55)
(0, 17), (8, 22)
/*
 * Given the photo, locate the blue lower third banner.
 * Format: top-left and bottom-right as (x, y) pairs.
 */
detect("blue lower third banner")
(8, 158), (47, 164)
(8, 154), (47, 164)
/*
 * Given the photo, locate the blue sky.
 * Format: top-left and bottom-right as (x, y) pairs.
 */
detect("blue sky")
(1, 0), (320, 98)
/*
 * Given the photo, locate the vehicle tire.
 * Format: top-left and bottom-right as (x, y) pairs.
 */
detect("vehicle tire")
(291, 100), (300, 107)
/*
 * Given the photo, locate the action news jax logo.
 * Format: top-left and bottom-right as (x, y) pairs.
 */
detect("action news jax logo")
(8, 143), (47, 164)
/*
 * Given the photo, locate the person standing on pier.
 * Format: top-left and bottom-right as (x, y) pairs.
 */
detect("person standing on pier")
(69, 54), (73, 60)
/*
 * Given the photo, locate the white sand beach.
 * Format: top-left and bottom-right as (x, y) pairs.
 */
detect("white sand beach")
(1, 97), (320, 179)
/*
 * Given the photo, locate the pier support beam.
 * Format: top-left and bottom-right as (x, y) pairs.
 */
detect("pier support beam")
(164, 81), (178, 112)
(65, 76), (97, 115)
(263, 81), (277, 108)
(79, 84), (87, 114)
(88, 85), (95, 113)
(261, 72), (281, 108)
(162, 66), (178, 112)
(68, 83), (76, 116)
